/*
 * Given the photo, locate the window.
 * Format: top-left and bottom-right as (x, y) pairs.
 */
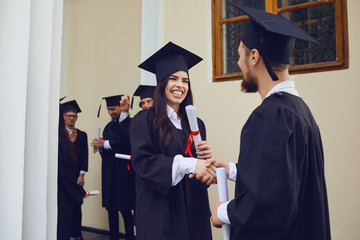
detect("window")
(212, 0), (348, 82)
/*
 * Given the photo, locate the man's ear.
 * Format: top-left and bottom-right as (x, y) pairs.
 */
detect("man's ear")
(250, 49), (260, 65)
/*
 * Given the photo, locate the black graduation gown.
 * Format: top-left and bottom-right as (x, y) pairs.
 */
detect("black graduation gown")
(100, 117), (135, 211)
(57, 136), (86, 240)
(228, 92), (331, 240)
(129, 108), (212, 240)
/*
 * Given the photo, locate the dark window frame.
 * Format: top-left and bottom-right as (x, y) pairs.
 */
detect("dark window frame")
(211, 0), (349, 82)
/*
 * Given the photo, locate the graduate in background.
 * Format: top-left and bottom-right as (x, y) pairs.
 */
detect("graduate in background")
(91, 95), (135, 240)
(61, 100), (88, 240)
(208, 6), (331, 240)
(131, 85), (156, 110)
(57, 104), (86, 240)
(129, 42), (215, 240)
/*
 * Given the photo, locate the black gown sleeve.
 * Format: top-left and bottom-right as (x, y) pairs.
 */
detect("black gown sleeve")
(228, 104), (302, 238)
(129, 109), (173, 197)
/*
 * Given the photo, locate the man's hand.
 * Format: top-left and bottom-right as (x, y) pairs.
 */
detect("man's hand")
(195, 141), (212, 159)
(120, 95), (130, 113)
(206, 158), (230, 177)
(211, 202), (225, 228)
(91, 138), (105, 148)
(192, 160), (217, 185)
(77, 174), (85, 187)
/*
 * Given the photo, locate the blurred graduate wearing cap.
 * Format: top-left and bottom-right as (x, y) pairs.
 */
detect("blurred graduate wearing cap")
(129, 42), (213, 240)
(209, 6), (331, 240)
(92, 95), (135, 240)
(61, 100), (89, 240)
(131, 85), (156, 110)
(57, 101), (86, 240)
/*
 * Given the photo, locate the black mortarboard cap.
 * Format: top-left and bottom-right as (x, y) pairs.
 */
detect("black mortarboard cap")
(103, 95), (123, 107)
(138, 41), (203, 82)
(61, 100), (82, 113)
(233, 5), (318, 80)
(131, 85), (156, 109)
(97, 95), (123, 118)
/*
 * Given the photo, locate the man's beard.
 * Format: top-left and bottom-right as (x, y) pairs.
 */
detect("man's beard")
(241, 71), (258, 93)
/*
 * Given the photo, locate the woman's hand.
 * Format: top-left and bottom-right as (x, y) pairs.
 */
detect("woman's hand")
(195, 141), (212, 159)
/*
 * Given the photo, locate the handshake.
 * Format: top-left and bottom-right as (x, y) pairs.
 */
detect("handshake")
(190, 158), (229, 186)
(189, 141), (229, 185)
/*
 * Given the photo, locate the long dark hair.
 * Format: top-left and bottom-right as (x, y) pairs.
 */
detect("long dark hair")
(153, 74), (193, 147)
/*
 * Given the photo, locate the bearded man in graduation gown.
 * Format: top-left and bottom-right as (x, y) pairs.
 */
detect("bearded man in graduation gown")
(91, 95), (135, 240)
(208, 6), (331, 240)
(62, 100), (89, 240)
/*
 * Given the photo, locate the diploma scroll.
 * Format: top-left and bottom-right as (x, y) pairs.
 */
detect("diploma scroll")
(185, 105), (202, 145)
(115, 153), (132, 170)
(86, 190), (100, 196)
(96, 126), (101, 152)
(115, 153), (131, 160)
(216, 167), (231, 240)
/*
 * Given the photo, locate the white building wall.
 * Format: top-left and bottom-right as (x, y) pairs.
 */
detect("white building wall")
(0, 0), (63, 239)
(0, 1), (31, 238)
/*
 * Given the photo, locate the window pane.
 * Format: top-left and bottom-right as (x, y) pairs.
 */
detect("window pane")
(278, 0), (319, 8)
(222, 20), (250, 74)
(280, 3), (336, 65)
(222, 0), (265, 19)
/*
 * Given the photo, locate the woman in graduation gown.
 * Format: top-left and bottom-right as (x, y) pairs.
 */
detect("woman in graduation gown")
(129, 42), (214, 240)
(57, 105), (86, 240)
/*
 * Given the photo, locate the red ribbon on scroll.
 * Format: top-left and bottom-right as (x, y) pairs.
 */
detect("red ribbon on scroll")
(184, 130), (200, 157)
(127, 155), (132, 171)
